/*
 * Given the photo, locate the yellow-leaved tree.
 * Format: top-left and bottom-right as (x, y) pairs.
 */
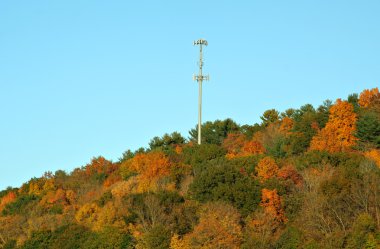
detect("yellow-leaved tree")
(359, 87), (380, 108)
(183, 202), (242, 249)
(310, 99), (357, 152)
(255, 156), (279, 182)
(120, 151), (173, 193)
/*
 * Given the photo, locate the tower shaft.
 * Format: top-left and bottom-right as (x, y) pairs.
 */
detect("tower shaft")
(193, 39), (209, 145)
(198, 44), (203, 145)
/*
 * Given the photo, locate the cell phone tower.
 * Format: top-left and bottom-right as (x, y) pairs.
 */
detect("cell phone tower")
(193, 39), (209, 145)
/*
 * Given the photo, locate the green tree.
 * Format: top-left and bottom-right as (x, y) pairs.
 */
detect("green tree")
(356, 111), (380, 148)
(149, 132), (185, 151)
(189, 119), (240, 145)
(260, 109), (280, 126)
(348, 93), (360, 111)
(118, 149), (135, 163)
(240, 123), (263, 139)
(182, 144), (226, 176)
(281, 108), (297, 119)
(283, 103), (330, 155)
(189, 160), (261, 216)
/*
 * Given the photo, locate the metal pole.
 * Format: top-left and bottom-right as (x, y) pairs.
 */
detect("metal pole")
(193, 39), (209, 145)
(198, 44), (203, 145)
(198, 78), (202, 145)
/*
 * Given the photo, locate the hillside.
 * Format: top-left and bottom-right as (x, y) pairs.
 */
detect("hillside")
(1, 87), (380, 249)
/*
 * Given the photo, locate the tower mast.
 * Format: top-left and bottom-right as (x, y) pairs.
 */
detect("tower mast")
(193, 39), (209, 145)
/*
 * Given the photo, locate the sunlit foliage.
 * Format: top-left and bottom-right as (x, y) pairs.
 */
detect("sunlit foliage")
(359, 87), (380, 108)
(184, 202), (242, 249)
(310, 99), (357, 152)
(260, 188), (287, 223)
(255, 156), (279, 182)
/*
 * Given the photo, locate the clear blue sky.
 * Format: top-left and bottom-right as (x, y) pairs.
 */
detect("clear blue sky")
(0, 1), (379, 190)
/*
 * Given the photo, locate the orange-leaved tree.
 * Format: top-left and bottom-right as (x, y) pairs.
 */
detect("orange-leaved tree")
(39, 188), (76, 210)
(359, 87), (380, 108)
(309, 99), (357, 152)
(277, 164), (303, 186)
(279, 117), (294, 134)
(242, 140), (266, 155)
(260, 188), (287, 223)
(222, 133), (246, 158)
(125, 151), (171, 179)
(85, 156), (118, 177)
(255, 157), (279, 182)
(223, 133), (266, 159)
(0, 192), (16, 212)
(184, 202), (242, 248)
(121, 151), (172, 192)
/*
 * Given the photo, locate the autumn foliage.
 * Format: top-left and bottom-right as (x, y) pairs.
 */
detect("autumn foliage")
(122, 151), (171, 180)
(242, 140), (266, 155)
(255, 156), (279, 182)
(222, 133), (246, 157)
(223, 133), (265, 158)
(277, 164), (303, 186)
(0, 192), (16, 212)
(365, 149), (380, 168)
(170, 234), (191, 249)
(85, 156), (118, 176)
(279, 117), (294, 134)
(310, 99), (357, 152)
(359, 87), (380, 108)
(260, 188), (287, 223)
(120, 151), (173, 192)
(184, 202), (242, 248)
